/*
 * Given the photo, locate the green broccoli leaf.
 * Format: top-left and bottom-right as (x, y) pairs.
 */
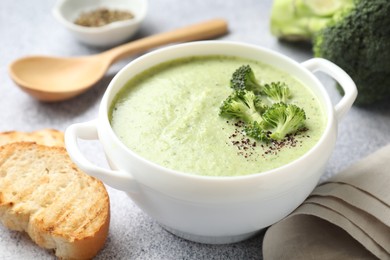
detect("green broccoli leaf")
(219, 90), (264, 124)
(262, 82), (292, 104)
(262, 103), (306, 140)
(230, 65), (263, 94)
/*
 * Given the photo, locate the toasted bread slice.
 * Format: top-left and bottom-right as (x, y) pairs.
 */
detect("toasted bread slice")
(0, 129), (64, 147)
(0, 142), (109, 259)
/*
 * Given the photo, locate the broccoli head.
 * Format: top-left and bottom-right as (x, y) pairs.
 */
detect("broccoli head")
(271, 0), (390, 106)
(219, 90), (265, 124)
(230, 65), (263, 94)
(262, 82), (292, 103)
(314, 0), (390, 105)
(262, 103), (306, 140)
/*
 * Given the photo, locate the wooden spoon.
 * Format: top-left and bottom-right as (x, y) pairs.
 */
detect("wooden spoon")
(9, 19), (228, 102)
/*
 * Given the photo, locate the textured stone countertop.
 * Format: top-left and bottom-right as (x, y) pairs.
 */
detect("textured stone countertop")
(1, 0), (390, 259)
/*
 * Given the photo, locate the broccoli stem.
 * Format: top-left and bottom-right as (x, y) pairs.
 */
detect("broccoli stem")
(270, 0), (354, 41)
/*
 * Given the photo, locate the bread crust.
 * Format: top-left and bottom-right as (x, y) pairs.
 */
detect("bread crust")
(0, 129), (65, 147)
(0, 142), (110, 259)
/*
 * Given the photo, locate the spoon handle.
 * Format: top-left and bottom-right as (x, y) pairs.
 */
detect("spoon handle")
(103, 18), (228, 64)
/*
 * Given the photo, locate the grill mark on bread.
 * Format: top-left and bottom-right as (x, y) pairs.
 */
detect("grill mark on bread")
(51, 180), (109, 237)
(39, 178), (93, 236)
(50, 197), (78, 233)
(73, 197), (108, 235)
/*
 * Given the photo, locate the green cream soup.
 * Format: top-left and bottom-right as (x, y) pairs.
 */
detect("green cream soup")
(109, 56), (326, 177)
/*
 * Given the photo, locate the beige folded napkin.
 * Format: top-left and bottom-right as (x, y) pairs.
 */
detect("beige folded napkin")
(263, 144), (390, 260)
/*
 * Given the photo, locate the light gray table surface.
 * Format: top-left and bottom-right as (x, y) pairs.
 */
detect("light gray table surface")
(1, 0), (390, 259)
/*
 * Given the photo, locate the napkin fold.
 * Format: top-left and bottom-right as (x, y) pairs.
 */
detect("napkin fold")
(263, 144), (390, 260)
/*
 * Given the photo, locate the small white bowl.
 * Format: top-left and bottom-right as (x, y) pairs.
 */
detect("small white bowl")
(53, 0), (148, 47)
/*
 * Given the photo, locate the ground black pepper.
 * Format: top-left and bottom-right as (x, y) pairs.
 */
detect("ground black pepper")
(225, 120), (309, 159)
(74, 7), (134, 27)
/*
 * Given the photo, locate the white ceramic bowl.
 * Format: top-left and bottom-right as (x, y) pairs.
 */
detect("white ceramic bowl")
(65, 41), (357, 244)
(53, 0), (148, 47)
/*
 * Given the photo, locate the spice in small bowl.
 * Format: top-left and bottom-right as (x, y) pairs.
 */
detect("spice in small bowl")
(74, 7), (135, 27)
(53, 0), (148, 47)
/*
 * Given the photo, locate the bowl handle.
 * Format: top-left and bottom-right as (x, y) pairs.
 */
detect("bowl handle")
(65, 120), (137, 192)
(301, 58), (357, 121)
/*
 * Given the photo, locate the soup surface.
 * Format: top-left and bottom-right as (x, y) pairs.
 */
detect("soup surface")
(110, 55), (326, 176)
